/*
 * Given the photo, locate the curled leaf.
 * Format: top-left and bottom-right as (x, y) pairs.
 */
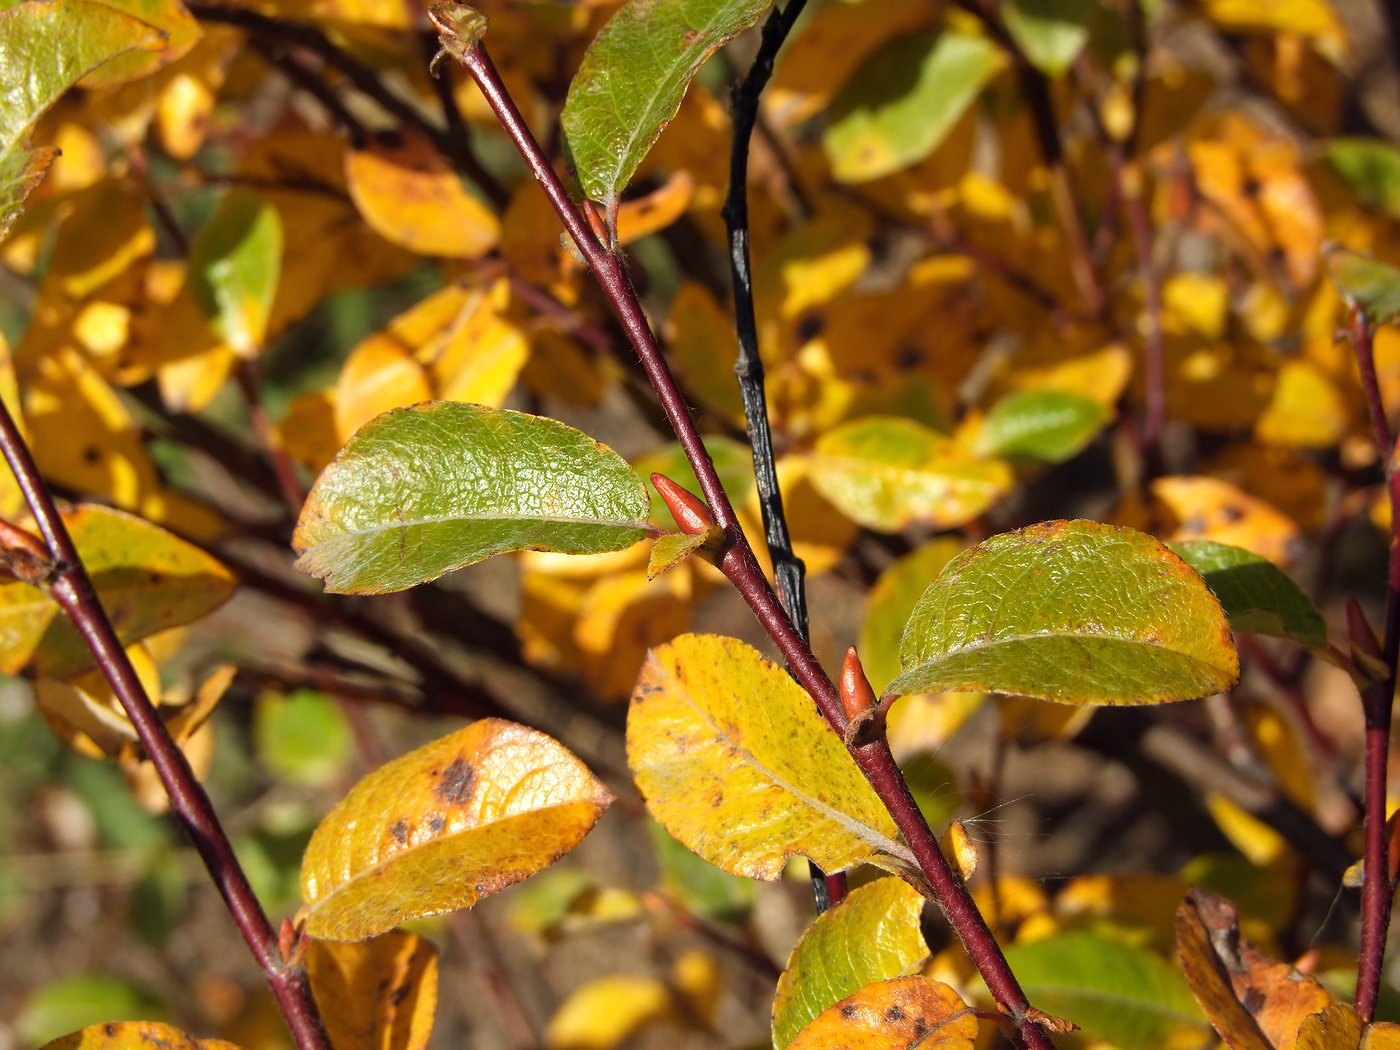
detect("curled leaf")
(306, 930), (438, 1050)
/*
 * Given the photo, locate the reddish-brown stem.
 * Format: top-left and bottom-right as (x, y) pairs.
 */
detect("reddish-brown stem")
(234, 359), (306, 517)
(0, 400), (331, 1050)
(450, 38), (1051, 1049)
(1345, 308), (1399, 1022)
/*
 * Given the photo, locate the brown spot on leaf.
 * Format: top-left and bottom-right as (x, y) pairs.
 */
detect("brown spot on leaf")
(435, 757), (475, 804)
(390, 820), (409, 844)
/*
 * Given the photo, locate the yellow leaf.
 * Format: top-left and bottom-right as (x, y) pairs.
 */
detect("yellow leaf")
(1206, 792), (1288, 865)
(158, 347), (236, 415)
(35, 641), (164, 757)
(1153, 475), (1300, 566)
(300, 719), (613, 941)
(1008, 344), (1134, 408)
(943, 820), (977, 880)
(762, 456), (859, 577)
(306, 930), (438, 1050)
(427, 281), (529, 407)
(345, 131), (499, 259)
(665, 281), (744, 425)
(1296, 1003), (1363, 1050)
(647, 529), (719, 580)
(1163, 273), (1230, 340)
(517, 569), (591, 672)
(786, 977), (976, 1050)
(544, 975), (672, 1050)
(615, 171), (694, 246)
(42, 179), (155, 300)
(885, 693), (985, 757)
(627, 633), (910, 880)
(334, 337), (432, 445)
(38, 1022), (241, 1050)
(574, 568), (692, 702)
(670, 949), (722, 1027)
(280, 390), (342, 474)
(154, 27), (241, 161)
(1204, 0), (1349, 66)
(1255, 360), (1349, 448)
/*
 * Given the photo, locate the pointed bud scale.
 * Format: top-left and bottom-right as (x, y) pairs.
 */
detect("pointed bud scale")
(651, 473), (715, 536)
(840, 646), (878, 724)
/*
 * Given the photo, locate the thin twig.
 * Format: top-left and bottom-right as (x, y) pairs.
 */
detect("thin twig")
(1345, 307), (1399, 1022)
(233, 359), (306, 518)
(252, 37), (368, 145)
(445, 36), (1054, 1050)
(0, 400), (331, 1050)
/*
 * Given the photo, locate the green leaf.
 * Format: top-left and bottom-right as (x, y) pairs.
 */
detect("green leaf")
(649, 820), (755, 923)
(254, 689), (352, 788)
(1003, 0), (1094, 76)
(772, 877), (929, 1049)
(300, 719), (613, 941)
(1326, 138), (1400, 219)
(1326, 249), (1400, 325)
(646, 529), (717, 579)
(188, 187), (282, 357)
(892, 521), (1239, 705)
(633, 436), (754, 530)
(293, 402), (652, 594)
(562, 0), (773, 207)
(808, 416), (1012, 532)
(1003, 932), (1210, 1050)
(0, 0), (163, 156)
(860, 538), (966, 693)
(1169, 540), (1326, 649)
(973, 389), (1109, 463)
(0, 147), (57, 242)
(0, 505), (236, 679)
(823, 29), (1004, 183)
(627, 633), (911, 880)
(18, 976), (166, 1049)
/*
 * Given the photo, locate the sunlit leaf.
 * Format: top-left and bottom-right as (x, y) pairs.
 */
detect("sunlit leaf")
(1327, 138), (1400, 218)
(1327, 249), (1400, 324)
(786, 977), (976, 1050)
(37, 1023), (235, 1050)
(21, 978), (167, 1049)
(972, 389), (1109, 462)
(345, 131), (500, 259)
(823, 29), (1004, 183)
(293, 402), (652, 594)
(1169, 540), (1326, 648)
(808, 416), (1012, 532)
(1003, 932), (1210, 1050)
(627, 633), (910, 879)
(300, 718), (613, 941)
(1254, 360), (1348, 449)
(893, 521), (1238, 705)
(1153, 476), (1300, 567)
(0, 147), (57, 242)
(860, 538), (965, 693)
(0, 505), (235, 678)
(1003, 0), (1094, 76)
(544, 974), (672, 1050)
(1296, 1003), (1364, 1050)
(0, 0), (163, 156)
(79, 0), (203, 88)
(188, 188), (282, 357)
(646, 530), (715, 580)
(562, 0), (772, 207)
(614, 170), (694, 245)
(306, 930), (438, 1050)
(334, 338), (432, 447)
(772, 877), (929, 1049)
(1176, 888), (1331, 1050)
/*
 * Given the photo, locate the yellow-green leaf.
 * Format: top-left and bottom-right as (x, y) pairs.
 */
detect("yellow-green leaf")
(188, 188), (282, 357)
(0, 505), (236, 678)
(893, 521), (1239, 705)
(300, 718), (613, 941)
(0, 147), (57, 242)
(808, 416), (1012, 532)
(626, 633), (910, 880)
(646, 528), (718, 580)
(859, 538), (966, 693)
(772, 877), (929, 1049)
(786, 977), (976, 1050)
(38, 1024), (239, 1050)
(306, 930), (438, 1050)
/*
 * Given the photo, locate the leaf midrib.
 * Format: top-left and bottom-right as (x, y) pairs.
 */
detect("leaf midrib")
(907, 630), (1223, 669)
(303, 510), (650, 547)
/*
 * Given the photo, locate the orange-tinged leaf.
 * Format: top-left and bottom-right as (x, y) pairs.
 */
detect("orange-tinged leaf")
(543, 975), (672, 1050)
(1295, 1002), (1363, 1050)
(627, 634), (911, 881)
(334, 338), (432, 446)
(1153, 475), (1300, 567)
(300, 718), (613, 941)
(0, 505), (235, 678)
(37, 1021), (241, 1050)
(574, 568), (692, 702)
(665, 281), (744, 425)
(615, 171), (694, 246)
(345, 131), (499, 259)
(1176, 888), (1331, 1050)
(306, 930), (438, 1050)
(1367, 1024), (1400, 1049)
(786, 977), (976, 1050)
(280, 390), (341, 473)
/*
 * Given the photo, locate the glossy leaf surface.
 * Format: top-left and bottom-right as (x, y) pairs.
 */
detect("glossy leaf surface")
(786, 977), (976, 1050)
(0, 506), (235, 678)
(1004, 932), (1208, 1050)
(188, 188), (282, 357)
(306, 930), (438, 1050)
(627, 633), (909, 880)
(301, 718), (613, 941)
(824, 29), (1003, 183)
(0, 0), (163, 155)
(294, 402), (651, 594)
(38, 1023), (239, 1050)
(1170, 540), (1326, 648)
(772, 877), (928, 1049)
(893, 521), (1238, 704)
(562, 0), (772, 206)
(808, 416), (1011, 532)
(973, 389), (1109, 463)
